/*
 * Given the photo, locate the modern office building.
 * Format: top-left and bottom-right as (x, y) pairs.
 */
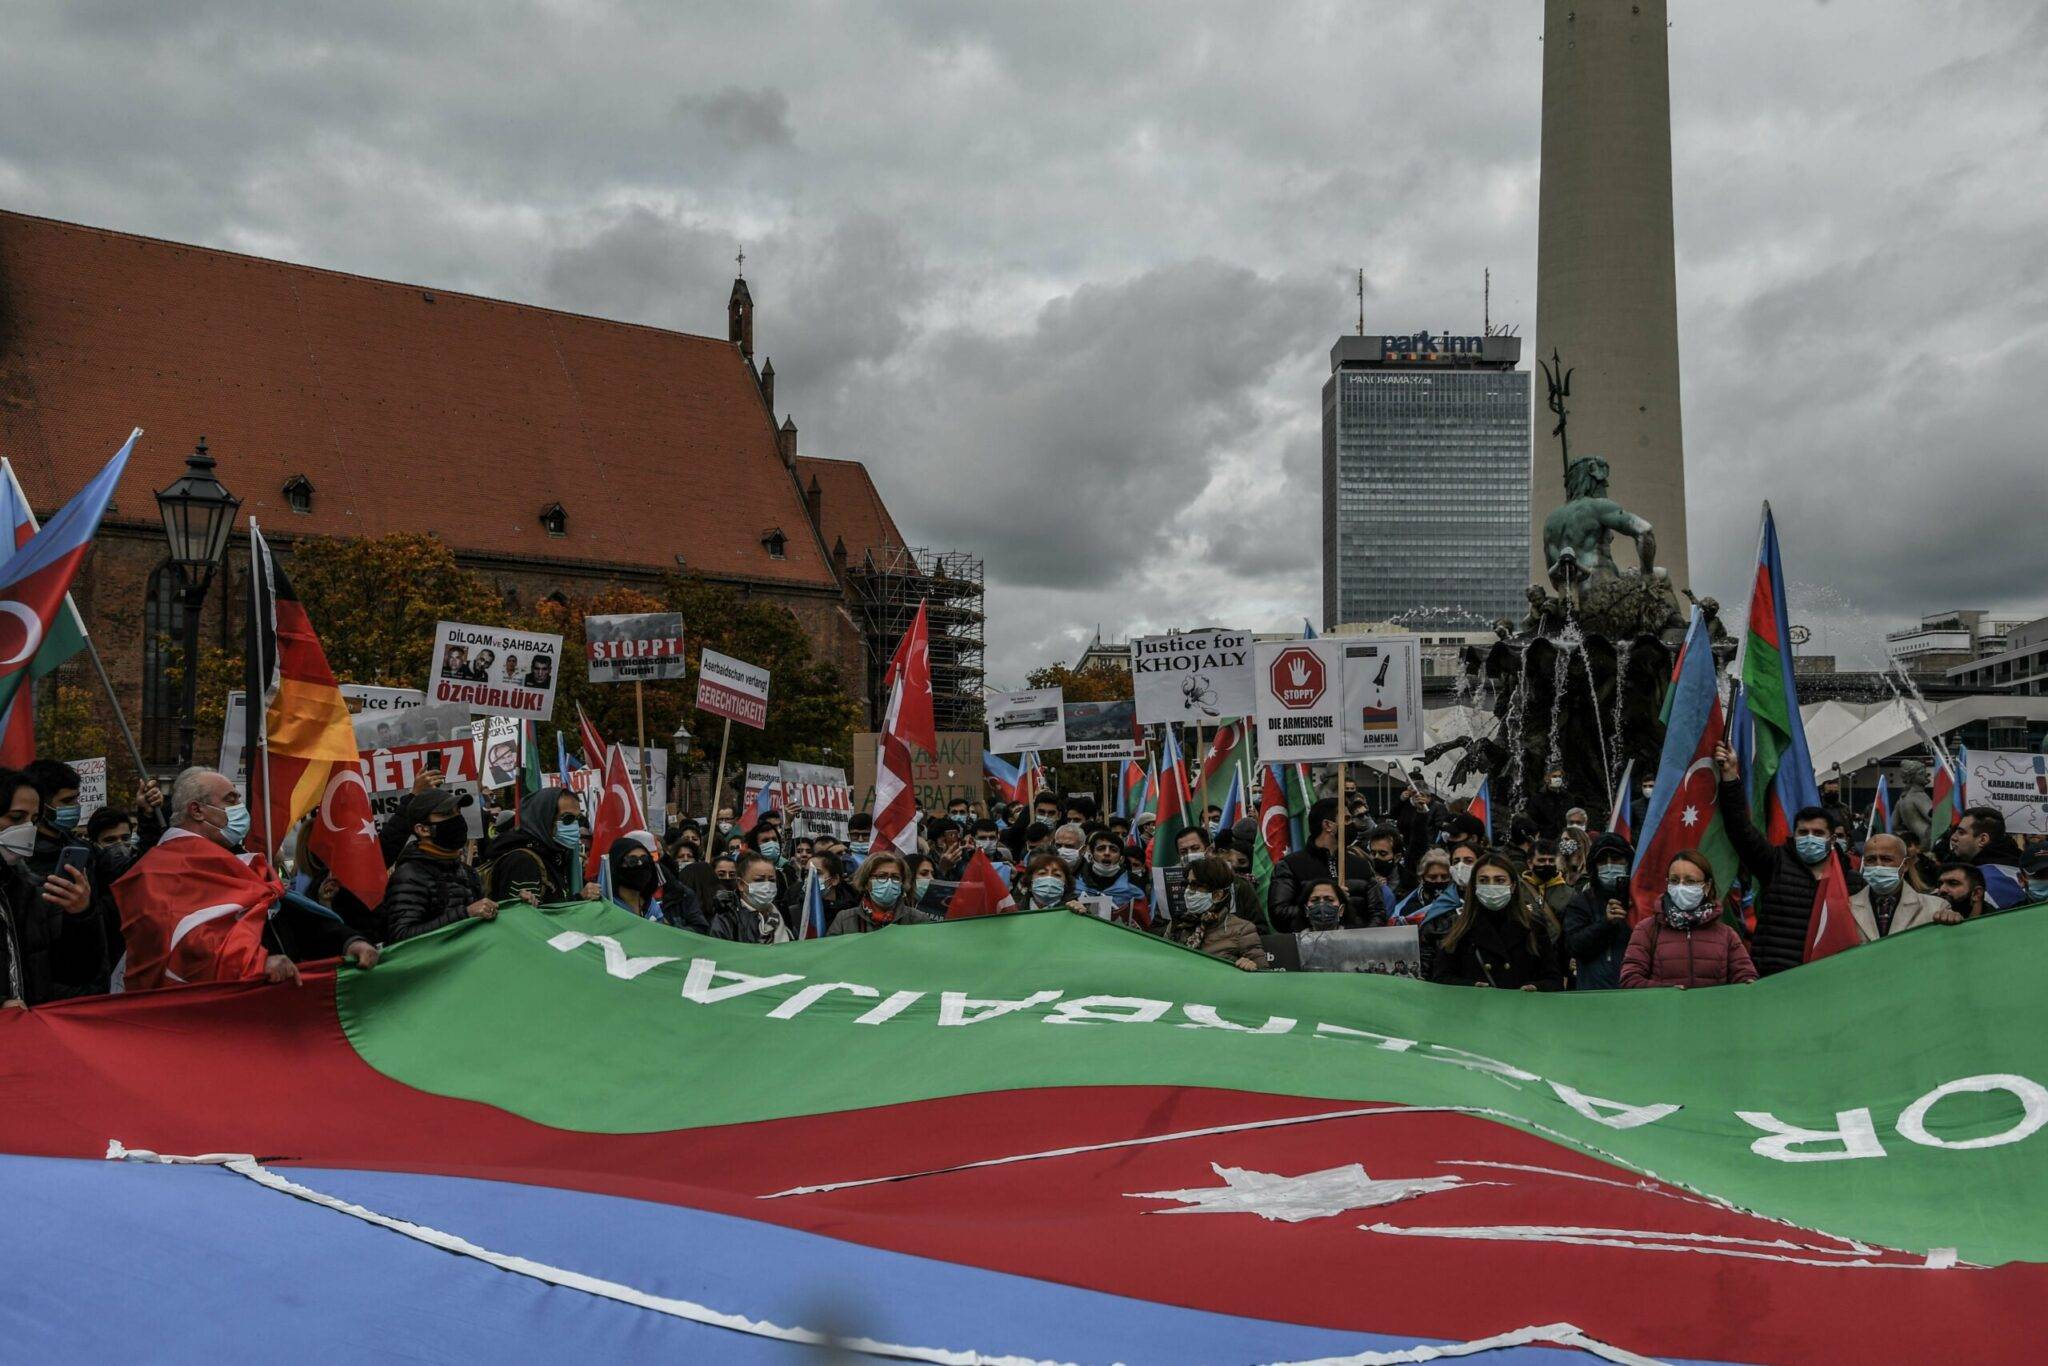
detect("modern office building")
(1534, 0), (1688, 589)
(1321, 331), (1531, 628)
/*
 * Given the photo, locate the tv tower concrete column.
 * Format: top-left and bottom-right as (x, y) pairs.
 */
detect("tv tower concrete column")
(1534, 0), (1687, 590)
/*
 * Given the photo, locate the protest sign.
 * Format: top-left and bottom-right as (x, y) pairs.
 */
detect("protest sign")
(1251, 640), (1347, 763)
(1148, 864), (1189, 924)
(358, 700), (486, 838)
(736, 763), (782, 826)
(987, 688), (1066, 753)
(696, 648), (771, 729)
(1131, 630), (1255, 724)
(779, 761), (853, 841)
(1338, 635), (1425, 759)
(426, 622), (563, 720)
(853, 730), (985, 814)
(1061, 699), (1139, 762)
(71, 757), (107, 821)
(1290, 925), (1423, 977)
(1961, 750), (2048, 836)
(472, 716), (524, 790)
(619, 746), (671, 836)
(585, 612), (686, 684)
(340, 685), (425, 714)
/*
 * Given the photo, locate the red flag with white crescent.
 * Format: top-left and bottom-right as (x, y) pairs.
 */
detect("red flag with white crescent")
(307, 763), (388, 910)
(582, 712), (648, 882)
(111, 831), (282, 991)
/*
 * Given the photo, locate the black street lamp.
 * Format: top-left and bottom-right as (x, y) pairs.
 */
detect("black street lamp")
(154, 438), (240, 766)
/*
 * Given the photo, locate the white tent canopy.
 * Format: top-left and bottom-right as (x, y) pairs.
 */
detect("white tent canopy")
(1808, 695), (2048, 777)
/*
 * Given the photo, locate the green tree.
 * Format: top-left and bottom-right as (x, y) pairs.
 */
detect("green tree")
(287, 534), (510, 687)
(1022, 660), (1135, 809)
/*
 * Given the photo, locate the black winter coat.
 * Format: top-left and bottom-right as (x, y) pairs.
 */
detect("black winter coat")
(708, 890), (793, 943)
(481, 831), (574, 905)
(1561, 882), (1632, 990)
(1269, 844), (1367, 934)
(382, 850), (485, 942)
(1718, 778), (1849, 977)
(1426, 908), (1564, 990)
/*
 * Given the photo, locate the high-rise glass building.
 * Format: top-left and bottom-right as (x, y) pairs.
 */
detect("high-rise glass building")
(1321, 331), (1531, 628)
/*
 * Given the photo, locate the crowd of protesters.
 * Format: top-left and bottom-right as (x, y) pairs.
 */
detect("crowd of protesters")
(5, 738), (2045, 1008)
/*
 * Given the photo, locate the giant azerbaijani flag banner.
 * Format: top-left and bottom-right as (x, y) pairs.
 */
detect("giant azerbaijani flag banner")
(2, 903), (2045, 1362)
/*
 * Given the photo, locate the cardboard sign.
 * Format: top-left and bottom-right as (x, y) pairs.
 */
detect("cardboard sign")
(427, 622), (563, 720)
(619, 746), (671, 837)
(987, 688), (1066, 754)
(1062, 699), (1139, 762)
(221, 688), (448, 784)
(696, 648), (771, 730)
(779, 761), (853, 841)
(1132, 630), (1255, 724)
(735, 763), (782, 828)
(586, 612), (687, 684)
(1252, 640), (1347, 762)
(71, 757), (107, 821)
(358, 709), (485, 840)
(1962, 750), (2048, 836)
(1338, 636), (1426, 759)
(853, 731), (985, 814)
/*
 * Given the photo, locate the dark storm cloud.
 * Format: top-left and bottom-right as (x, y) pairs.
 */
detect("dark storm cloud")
(0, 1), (2040, 680)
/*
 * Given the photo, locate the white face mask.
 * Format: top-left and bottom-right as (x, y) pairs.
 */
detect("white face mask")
(0, 822), (35, 864)
(1449, 862), (1474, 889)
(1055, 846), (1081, 867)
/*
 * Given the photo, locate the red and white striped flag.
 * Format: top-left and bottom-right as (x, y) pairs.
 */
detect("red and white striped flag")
(874, 601), (934, 856)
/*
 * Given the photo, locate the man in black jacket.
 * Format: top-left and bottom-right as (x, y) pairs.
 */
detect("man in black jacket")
(1560, 832), (1635, 989)
(1715, 743), (1845, 975)
(382, 791), (496, 942)
(1269, 798), (1372, 934)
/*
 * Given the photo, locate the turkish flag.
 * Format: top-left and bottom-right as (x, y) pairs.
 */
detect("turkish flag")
(586, 732), (649, 883)
(882, 600), (935, 757)
(1804, 848), (1860, 963)
(945, 849), (1017, 918)
(112, 831), (282, 991)
(306, 764), (388, 909)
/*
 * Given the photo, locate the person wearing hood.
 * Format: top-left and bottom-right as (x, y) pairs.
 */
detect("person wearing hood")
(481, 787), (592, 905)
(826, 851), (938, 935)
(382, 790), (497, 942)
(1164, 856), (1263, 970)
(607, 833), (694, 927)
(1561, 832), (1637, 989)
(710, 852), (794, 942)
(1620, 851), (1757, 989)
(1426, 850), (1563, 990)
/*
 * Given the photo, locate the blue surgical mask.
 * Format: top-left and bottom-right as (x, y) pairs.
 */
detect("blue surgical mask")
(868, 877), (904, 909)
(849, 841), (870, 857)
(1180, 888), (1215, 918)
(51, 804), (80, 832)
(555, 818), (583, 848)
(1794, 834), (1830, 865)
(218, 802), (252, 846)
(1030, 875), (1065, 907)
(759, 840), (782, 864)
(1596, 864), (1628, 890)
(1665, 882), (1705, 912)
(1862, 865), (1902, 893)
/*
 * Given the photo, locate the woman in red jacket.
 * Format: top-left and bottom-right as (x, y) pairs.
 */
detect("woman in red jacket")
(1620, 850), (1758, 989)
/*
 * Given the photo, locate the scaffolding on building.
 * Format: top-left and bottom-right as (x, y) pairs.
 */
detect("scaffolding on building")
(845, 545), (986, 731)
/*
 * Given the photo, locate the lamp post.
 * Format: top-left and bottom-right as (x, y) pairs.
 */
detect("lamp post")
(154, 438), (240, 766)
(670, 720), (693, 812)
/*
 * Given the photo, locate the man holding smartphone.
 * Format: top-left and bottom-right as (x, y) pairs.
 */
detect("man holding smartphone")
(17, 760), (105, 995)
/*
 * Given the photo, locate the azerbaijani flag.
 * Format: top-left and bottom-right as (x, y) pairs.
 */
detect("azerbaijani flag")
(1468, 776), (1492, 842)
(1214, 766), (1244, 832)
(2, 903), (2045, 1361)
(0, 431), (135, 727)
(1287, 763), (1316, 849)
(1251, 763), (1288, 907)
(1150, 722), (1194, 869)
(0, 458), (96, 766)
(797, 867), (827, 940)
(1630, 609), (1739, 924)
(1869, 774), (1893, 838)
(1739, 503), (1822, 841)
(1607, 759), (1634, 842)
(984, 752), (1028, 806)
(1929, 757), (1960, 844)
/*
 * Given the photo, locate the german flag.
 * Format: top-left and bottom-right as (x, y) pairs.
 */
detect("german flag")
(245, 523), (381, 903)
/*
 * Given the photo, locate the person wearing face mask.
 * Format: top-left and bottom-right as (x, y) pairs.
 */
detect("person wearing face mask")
(1715, 743), (1848, 976)
(1848, 834), (1949, 942)
(1174, 823), (1272, 934)
(1931, 864), (1986, 924)
(1619, 852), (1757, 989)
(382, 790), (498, 942)
(906, 853), (944, 915)
(18, 758), (116, 994)
(114, 766), (375, 991)
(1528, 766), (1572, 837)
(609, 833), (704, 928)
(0, 767), (98, 1006)
(970, 817), (1011, 866)
(1073, 831), (1152, 927)
(481, 787), (599, 906)
(927, 818), (971, 882)
(1358, 827), (1405, 923)
(1426, 851), (1563, 990)
(1297, 878), (1350, 934)
(1390, 848), (1461, 925)
(1048, 823), (1088, 880)
(1021, 852), (1087, 915)
(843, 813), (875, 873)
(826, 852), (939, 934)
(2021, 850), (2048, 909)
(1561, 833), (1637, 989)
(1555, 826), (1589, 886)
(1165, 856), (1264, 970)
(711, 853), (795, 942)
(1270, 798), (1369, 935)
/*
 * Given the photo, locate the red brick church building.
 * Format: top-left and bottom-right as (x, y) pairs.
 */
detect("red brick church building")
(0, 209), (938, 769)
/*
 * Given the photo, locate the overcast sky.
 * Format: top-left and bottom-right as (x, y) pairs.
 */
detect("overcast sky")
(5, 1), (2045, 684)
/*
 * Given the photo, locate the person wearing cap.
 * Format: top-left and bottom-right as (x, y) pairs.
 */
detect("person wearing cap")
(381, 789), (496, 942)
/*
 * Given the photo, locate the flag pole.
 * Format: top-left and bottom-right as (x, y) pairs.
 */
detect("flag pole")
(705, 716), (732, 834)
(1335, 761), (1348, 895)
(633, 679), (652, 830)
(249, 517), (274, 863)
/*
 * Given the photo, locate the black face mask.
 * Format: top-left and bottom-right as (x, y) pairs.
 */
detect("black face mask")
(428, 818), (467, 852)
(1421, 880), (1451, 898)
(1944, 892), (1975, 918)
(619, 861), (660, 894)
